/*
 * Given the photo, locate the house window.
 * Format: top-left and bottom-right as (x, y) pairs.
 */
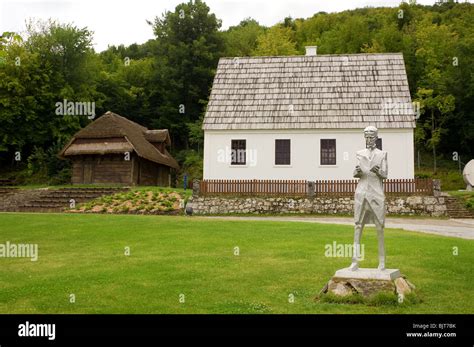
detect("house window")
(275, 139), (291, 165)
(376, 138), (382, 150)
(320, 139), (336, 165)
(231, 139), (246, 165)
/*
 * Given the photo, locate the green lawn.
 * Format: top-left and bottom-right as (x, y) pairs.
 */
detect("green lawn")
(0, 213), (472, 314)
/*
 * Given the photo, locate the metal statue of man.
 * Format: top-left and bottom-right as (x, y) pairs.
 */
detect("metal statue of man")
(349, 126), (388, 271)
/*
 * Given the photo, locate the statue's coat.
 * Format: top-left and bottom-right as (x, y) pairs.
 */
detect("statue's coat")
(353, 148), (388, 226)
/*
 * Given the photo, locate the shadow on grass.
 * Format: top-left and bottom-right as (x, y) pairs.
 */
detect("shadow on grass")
(316, 291), (422, 307)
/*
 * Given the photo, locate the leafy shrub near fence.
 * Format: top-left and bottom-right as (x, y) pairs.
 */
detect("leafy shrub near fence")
(415, 169), (464, 191)
(72, 189), (188, 214)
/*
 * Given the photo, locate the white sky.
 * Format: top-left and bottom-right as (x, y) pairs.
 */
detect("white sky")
(0, 0), (468, 52)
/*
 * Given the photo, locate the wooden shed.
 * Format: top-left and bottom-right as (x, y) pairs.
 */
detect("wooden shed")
(59, 111), (179, 186)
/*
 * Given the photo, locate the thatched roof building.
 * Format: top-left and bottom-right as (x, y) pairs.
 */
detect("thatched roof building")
(59, 111), (179, 186)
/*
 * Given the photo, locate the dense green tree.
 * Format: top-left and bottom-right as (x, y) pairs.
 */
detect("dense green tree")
(1, 0), (474, 183)
(0, 21), (100, 180)
(254, 25), (298, 56)
(149, 0), (224, 149)
(222, 18), (265, 56)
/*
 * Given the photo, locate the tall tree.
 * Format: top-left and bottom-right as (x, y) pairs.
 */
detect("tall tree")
(253, 25), (298, 56)
(413, 16), (458, 172)
(223, 18), (265, 57)
(0, 21), (101, 179)
(149, 0), (224, 149)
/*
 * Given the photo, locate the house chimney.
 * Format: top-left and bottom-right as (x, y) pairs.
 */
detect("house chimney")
(305, 46), (317, 56)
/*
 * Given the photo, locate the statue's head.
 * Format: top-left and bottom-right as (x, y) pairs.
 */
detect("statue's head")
(364, 126), (378, 149)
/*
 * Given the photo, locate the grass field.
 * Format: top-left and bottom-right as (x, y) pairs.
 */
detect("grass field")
(0, 213), (472, 314)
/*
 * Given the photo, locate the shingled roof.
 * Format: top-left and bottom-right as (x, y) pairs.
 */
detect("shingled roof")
(59, 111), (179, 169)
(203, 53), (416, 130)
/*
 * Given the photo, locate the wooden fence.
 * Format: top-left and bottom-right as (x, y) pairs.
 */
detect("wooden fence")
(199, 178), (433, 196)
(315, 178), (433, 196)
(200, 179), (307, 196)
(314, 179), (357, 196)
(385, 178), (433, 196)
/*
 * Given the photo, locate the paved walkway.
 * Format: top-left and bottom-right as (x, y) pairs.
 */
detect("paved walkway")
(201, 216), (474, 240)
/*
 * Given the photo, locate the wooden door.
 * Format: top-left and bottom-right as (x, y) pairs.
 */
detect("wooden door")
(83, 162), (93, 184)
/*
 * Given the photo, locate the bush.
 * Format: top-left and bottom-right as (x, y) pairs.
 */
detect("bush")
(175, 149), (202, 189)
(24, 142), (72, 185)
(415, 169), (464, 191)
(161, 200), (173, 208)
(450, 192), (474, 211)
(466, 198), (473, 209)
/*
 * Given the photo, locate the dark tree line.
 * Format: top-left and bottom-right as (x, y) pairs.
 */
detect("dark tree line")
(0, 0), (473, 184)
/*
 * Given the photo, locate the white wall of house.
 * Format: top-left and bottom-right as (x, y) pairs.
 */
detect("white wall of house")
(203, 129), (415, 180)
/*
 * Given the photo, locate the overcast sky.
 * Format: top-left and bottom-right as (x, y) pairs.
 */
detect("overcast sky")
(0, 0), (466, 52)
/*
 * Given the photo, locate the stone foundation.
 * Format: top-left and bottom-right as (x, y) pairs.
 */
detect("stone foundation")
(188, 195), (447, 217)
(319, 274), (415, 300)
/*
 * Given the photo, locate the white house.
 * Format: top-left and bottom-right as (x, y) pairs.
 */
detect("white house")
(202, 49), (416, 180)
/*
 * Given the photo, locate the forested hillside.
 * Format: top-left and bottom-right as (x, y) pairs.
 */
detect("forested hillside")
(0, 0), (472, 186)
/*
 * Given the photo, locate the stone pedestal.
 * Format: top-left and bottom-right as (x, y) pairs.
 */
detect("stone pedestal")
(335, 267), (401, 281)
(318, 268), (415, 300)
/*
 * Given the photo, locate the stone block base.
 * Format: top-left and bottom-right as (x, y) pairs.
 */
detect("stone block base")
(335, 268), (401, 281)
(319, 268), (415, 300)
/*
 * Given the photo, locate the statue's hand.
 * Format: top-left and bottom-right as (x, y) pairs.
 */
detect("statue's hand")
(370, 165), (380, 174)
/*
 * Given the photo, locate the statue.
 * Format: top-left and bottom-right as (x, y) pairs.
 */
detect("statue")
(349, 126), (387, 271)
(318, 126), (415, 299)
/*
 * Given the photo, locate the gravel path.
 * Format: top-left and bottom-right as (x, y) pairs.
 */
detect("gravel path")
(200, 216), (474, 240)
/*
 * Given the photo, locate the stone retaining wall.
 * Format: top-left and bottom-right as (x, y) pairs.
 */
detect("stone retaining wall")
(188, 195), (447, 217)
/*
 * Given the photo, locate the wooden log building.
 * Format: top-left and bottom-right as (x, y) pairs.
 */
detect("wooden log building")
(58, 111), (179, 186)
